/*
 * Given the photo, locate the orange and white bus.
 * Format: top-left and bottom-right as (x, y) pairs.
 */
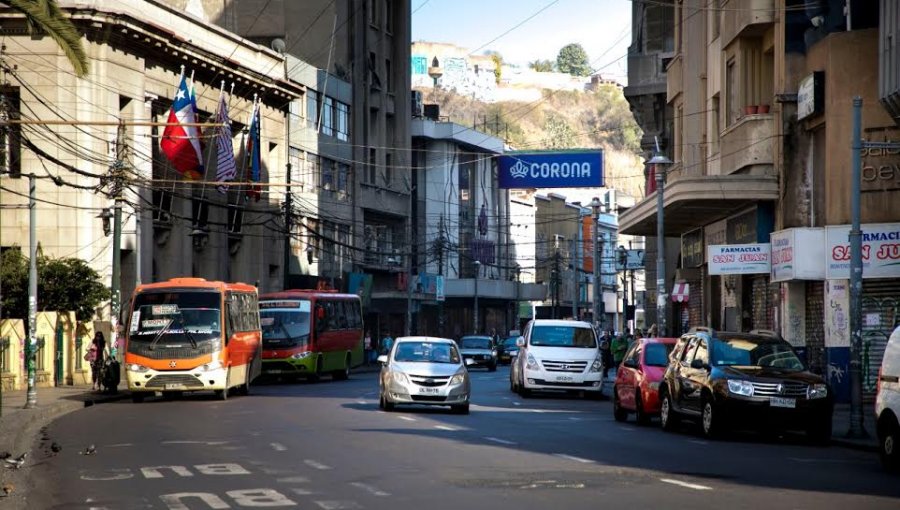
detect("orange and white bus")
(124, 278), (262, 402)
(259, 290), (364, 381)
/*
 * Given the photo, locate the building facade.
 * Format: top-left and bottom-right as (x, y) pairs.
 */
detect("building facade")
(620, 0), (897, 402)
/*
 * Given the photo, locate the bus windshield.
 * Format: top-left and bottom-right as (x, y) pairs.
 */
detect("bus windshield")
(129, 291), (222, 344)
(260, 300), (312, 349)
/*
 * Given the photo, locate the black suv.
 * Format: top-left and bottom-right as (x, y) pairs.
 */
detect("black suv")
(658, 328), (833, 442)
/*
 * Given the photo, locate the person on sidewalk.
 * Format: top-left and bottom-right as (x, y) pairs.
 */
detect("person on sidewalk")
(612, 329), (630, 367)
(599, 330), (614, 379)
(87, 331), (106, 391)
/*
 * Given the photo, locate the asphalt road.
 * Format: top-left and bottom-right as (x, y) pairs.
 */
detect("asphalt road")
(26, 367), (900, 510)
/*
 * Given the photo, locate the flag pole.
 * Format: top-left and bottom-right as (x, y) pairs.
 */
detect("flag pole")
(167, 66), (186, 198)
(197, 82), (225, 202)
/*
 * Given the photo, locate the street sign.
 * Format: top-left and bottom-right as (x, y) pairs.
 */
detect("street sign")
(616, 249), (645, 271)
(498, 150), (603, 189)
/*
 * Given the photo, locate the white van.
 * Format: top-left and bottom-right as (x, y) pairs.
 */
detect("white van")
(877, 326), (900, 471)
(509, 319), (603, 398)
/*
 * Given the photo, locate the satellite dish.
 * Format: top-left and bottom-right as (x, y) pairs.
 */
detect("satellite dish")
(271, 38), (286, 54)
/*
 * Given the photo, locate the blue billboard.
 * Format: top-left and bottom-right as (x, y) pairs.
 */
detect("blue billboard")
(498, 150), (603, 189)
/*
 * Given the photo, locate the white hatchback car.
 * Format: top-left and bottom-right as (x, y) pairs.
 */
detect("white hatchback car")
(378, 336), (472, 414)
(510, 319), (603, 398)
(877, 326), (900, 471)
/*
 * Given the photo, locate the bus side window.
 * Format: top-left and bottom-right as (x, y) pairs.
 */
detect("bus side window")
(315, 303), (328, 334)
(338, 301), (349, 329)
(248, 294), (260, 330)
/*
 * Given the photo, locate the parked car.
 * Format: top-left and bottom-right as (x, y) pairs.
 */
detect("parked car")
(457, 335), (498, 371)
(378, 336), (472, 414)
(509, 319), (603, 398)
(613, 337), (677, 424)
(877, 326), (900, 471)
(497, 336), (520, 364)
(658, 328), (833, 442)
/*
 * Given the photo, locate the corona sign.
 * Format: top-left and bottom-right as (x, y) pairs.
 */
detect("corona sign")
(498, 150), (603, 189)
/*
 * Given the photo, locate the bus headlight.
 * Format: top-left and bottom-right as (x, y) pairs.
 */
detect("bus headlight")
(291, 352), (315, 360)
(128, 363), (150, 373)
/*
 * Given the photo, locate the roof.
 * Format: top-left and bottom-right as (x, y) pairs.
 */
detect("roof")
(642, 337), (678, 344)
(261, 290), (360, 300)
(530, 319), (593, 329)
(135, 278), (256, 293)
(396, 336), (456, 344)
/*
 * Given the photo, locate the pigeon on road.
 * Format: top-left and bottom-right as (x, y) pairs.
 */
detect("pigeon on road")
(3, 453), (27, 469)
(1, 483), (13, 497)
(50, 442), (62, 454)
(79, 444), (96, 456)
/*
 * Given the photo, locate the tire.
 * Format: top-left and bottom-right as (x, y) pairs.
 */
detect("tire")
(238, 374), (251, 396)
(216, 371), (230, 401)
(806, 416), (832, 445)
(452, 404), (470, 415)
(660, 389), (679, 432)
(333, 354), (351, 381)
(613, 388), (628, 422)
(308, 357), (322, 383)
(510, 376), (516, 393)
(701, 397), (724, 439)
(383, 394), (395, 412)
(131, 393), (145, 404)
(879, 417), (900, 471)
(635, 392), (651, 426)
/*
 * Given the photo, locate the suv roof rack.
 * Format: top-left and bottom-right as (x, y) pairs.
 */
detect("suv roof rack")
(749, 329), (781, 338)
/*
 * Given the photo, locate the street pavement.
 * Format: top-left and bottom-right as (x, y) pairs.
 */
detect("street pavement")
(5, 367), (899, 509)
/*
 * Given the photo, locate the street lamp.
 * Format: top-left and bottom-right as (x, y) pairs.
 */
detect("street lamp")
(648, 138), (673, 337)
(590, 197), (603, 331)
(473, 260), (481, 334)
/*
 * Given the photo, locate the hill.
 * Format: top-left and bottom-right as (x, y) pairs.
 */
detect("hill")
(417, 84), (646, 199)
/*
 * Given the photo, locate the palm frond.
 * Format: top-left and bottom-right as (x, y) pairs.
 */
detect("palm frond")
(8, 0), (89, 77)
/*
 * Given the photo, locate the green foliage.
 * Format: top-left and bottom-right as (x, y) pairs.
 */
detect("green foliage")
(543, 113), (578, 149)
(529, 59), (555, 72)
(9, 0), (89, 77)
(490, 53), (503, 85)
(0, 248), (110, 321)
(556, 43), (591, 77)
(586, 84), (642, 153)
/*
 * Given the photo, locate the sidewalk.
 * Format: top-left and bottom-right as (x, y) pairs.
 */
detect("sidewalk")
(830, 403), (879, 452)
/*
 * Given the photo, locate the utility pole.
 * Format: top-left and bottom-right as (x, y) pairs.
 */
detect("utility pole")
(591, 198), (603, 331)
(437, 217), (445, 336)
(24, 173), (37, 409)
(514, 266), (521, 332)
(284, 162), (292, 289)
(110, 121), (126, 355)
(406, 225), (413, 337)
(648, 140), (673, 336)
(473, 260), (481, 334)
(848, 97), (865, 438)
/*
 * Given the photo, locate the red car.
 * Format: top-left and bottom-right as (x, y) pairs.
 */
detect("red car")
(613, 337), (677, 424)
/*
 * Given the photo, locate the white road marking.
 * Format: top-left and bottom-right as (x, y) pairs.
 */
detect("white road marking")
(270, 442), (287, 451)
(688, 440), (709, 446)
(106, 443), (133, 448)
(160, 492), (229, 510)
(304, 459), (332, 471)
(80, 469), (135, 481)
(568, 417), (583, 421)
(512, 402), (522, 406)
(356, 400), (367, 405)
(660, 478), (713, 491)
(619, 426), (637, 432)
(292, 488), (315, 496)
(397, 415), (416, 422)
(350, 482), (391, 497)
(314, 501), (362, 510)
(553, 454), (594, 464)
(277, 476), (310, 483)
(435, 425), (458, 431)
(788, 457), (868, 464)
(484, 436), (517, 446)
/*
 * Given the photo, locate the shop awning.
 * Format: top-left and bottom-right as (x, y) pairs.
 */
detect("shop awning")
(672, 282), (690, 303)
(619, 174), (779, 236)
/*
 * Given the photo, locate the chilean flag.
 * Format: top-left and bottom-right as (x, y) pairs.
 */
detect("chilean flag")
(160, 75), (203, 179)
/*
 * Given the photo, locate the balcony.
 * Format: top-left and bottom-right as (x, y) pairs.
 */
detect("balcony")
(720, 113), (774, 176)
(666, 53), (683, 103)
(624, 53), (667, 98)
(721, 0), (774, 47)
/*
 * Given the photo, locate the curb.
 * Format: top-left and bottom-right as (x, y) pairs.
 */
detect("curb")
(830, 437), (879, 453)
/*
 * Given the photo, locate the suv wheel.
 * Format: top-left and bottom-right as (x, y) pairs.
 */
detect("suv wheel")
(701, 398), (724, 439)
(880, 416), (900, 471)
(660, 389), (678, 432)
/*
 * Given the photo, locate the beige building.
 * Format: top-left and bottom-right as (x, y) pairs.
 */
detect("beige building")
(0, 1), (303, 320)
(620, 0), (897, 401)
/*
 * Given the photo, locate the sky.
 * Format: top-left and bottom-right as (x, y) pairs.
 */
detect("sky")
(411, 0), (633, 82)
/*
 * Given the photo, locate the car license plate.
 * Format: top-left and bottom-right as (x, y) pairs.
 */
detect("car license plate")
(770, 397), (796, 408)
(555, 375), (574, 382)
(164, 383), (185, 390)
(418, 387), (440, 395)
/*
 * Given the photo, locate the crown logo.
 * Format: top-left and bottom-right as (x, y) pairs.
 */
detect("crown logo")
(509, 161), (529, 178)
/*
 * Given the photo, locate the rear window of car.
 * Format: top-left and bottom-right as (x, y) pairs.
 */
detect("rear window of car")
(530, 326), (596, 348)
(644, 343), (674, 367)
(460, 337), (492, 349)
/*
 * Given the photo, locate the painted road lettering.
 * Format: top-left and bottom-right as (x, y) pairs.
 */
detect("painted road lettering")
(161, 489), (296, 509)
(83, 463), (252, 481)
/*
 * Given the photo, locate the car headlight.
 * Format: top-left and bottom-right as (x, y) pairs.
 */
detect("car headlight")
(128, 363), (150, 373)
(526, 354), (539, 370)
(590, 354), (603, 372)
(491, 350), (498, 357)
(291, 351), (314, 360)
(807, 383), (828, 399)
(727, 379), (754, 397)
(450, 372), (466, 385)
(391, 372), (409, 385)
(198, 360), (223, 372)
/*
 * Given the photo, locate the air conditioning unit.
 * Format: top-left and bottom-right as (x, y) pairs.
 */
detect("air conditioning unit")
(410, 90), (424, 117)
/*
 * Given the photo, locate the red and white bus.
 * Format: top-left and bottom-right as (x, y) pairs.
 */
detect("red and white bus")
(259, 290), (364, 381)
(124, 278), (262, 402)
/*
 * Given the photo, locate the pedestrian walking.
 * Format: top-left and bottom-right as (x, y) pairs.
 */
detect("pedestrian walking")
(612, 329), (629, 367)
(364, 331), (373, 364)
(87, 331), (106, 391)
(599, 330), (614, 379)
(380, 332), (394, 355)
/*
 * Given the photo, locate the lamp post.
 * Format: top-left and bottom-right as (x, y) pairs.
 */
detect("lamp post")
(473, 260), (481, 334)
(648, 140), (673, 336)
(590, 197), (603, 330)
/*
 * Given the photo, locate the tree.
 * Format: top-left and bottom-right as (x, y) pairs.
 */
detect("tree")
(9, 0), (89, 77)
(529, 59), (555, 72)
(543, 113), (578, 149)
(556, 43), (591, 77)
(0, 247), (109, 321)
(490, 53), (503, 85)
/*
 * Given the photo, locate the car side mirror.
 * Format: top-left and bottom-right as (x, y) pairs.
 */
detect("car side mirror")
(690, 359), (707, 370)
(377, 355), (388, 364)
(516, 337), (525, 348)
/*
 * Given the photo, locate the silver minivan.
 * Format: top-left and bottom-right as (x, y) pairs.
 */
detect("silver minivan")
(877, 326), (900, 471)
(378, 336), (472, 414)
(509, 319), (603, 398)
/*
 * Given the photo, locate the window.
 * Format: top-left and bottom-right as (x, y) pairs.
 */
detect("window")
(321, 157), (335, 190)
(725, 59), (737, 127)
(691, 339), (709, 365)
(385, 59), (392, 92)
(675, 104), (683, 163)
(645, 343), (674, 367)
(308, 155), (321, 188)
(307, 91), (319, 128)
(710, 95), (720, 155)
(336, 101), (349, 141)
(368, 0), (380, 27)
(368, 147), (377, 184)
(384, 152), (392, 187)
(0, 86), (22, 178)
(337, 163), (349, 193)
(385, 0), (393, 33)
(289, 147), (303, 187)
(322, 96), (334, 136)
(710, 0), (720, 41)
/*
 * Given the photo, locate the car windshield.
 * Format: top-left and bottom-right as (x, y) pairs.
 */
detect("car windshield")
(129, 291), (221, 343)
(530, 326), (596, 348)
(460, 337), (492, 349)
(711, 337), (805, 370)
(645, 343), (674, 367)
(393, 342), (461, 364)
